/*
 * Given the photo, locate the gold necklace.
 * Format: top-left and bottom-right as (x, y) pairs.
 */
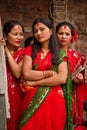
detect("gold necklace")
(10, 51), (14, 55)
(41, 50), (49, 60)
(9, 48), (19, 55)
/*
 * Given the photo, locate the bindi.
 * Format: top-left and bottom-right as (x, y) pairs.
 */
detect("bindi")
(36, 22), (41, 27)
(17, 26), (21, 29)
(63, 26), (67, 29)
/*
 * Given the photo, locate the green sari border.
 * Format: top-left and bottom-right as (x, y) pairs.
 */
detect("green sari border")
(19, 86), (51, 129)
(18, 50), (67, 129)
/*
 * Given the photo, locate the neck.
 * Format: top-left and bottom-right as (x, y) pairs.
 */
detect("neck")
(7, 44), (20, 53)
(60, 45), (68, 52)
(41, 42), (50, 52)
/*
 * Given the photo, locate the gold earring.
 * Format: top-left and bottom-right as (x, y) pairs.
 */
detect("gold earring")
(5, 37), (7, 41)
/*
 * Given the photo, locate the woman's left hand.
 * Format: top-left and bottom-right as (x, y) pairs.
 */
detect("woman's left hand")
(74, 73), (84, 84)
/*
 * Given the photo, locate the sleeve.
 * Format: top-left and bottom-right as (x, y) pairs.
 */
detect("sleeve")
(24, 46), (32, 56)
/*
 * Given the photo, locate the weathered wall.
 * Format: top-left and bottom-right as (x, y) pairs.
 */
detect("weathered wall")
(0, 0), (87, 81)
(0, 0), (50, 39)
(52, 0), (87, 81)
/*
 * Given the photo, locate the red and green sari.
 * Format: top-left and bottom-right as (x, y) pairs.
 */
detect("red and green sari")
(19, 46), (67, 130)
(67, 48), (86, 127)
(6, 49), (24, 130)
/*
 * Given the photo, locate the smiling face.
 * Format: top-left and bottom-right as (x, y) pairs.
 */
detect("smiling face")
(6, 25), (24, 49)
(57, 25), (72, 48)
(33, 22), (52, 44)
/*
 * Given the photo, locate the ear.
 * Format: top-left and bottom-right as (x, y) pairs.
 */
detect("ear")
(3, 34), (7, 41)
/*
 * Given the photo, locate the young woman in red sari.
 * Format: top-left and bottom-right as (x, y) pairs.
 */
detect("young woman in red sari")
(1, 20), (24, 130)
(19, 17), (68, 130)
(56, 22), (86, 130)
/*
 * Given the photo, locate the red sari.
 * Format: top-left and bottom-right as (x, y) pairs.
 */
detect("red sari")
(67, 48), (86, 125)
(7, 49), (24, 130)
(19, 46), (66, 130)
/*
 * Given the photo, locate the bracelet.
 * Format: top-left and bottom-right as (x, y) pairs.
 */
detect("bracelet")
(43, 71), (46, 78)
(43, 71), (49, 78)
(6, 54), (12, 58)
(32, 81), (37, 86)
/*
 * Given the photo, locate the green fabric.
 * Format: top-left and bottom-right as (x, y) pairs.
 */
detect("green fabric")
(19, 86), (51, 129)
(58, 49), (67, 65)
(19, 50), (67, 129)
(63, 61), (73, 130)
(59, 49), (73, 129)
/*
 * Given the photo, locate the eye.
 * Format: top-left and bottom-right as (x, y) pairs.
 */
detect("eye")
(58, 32), (63, 35)
(20, 33), (24, 36)
(40, 27), (45, 31)
(33, 27), (45, 34)
(11, 32), (24, 37)
(66, 33), (70, 36)
(12, 33), (18, 36)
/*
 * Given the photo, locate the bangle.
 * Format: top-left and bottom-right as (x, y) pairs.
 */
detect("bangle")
(43, 71), (46, 78)
(43, 71), (49, 78)
(7, 54), (12, 58)
(32, 81), (37, 86)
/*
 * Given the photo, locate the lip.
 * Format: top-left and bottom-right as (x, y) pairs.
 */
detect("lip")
(60, 40), (67, 43)
(38, 36), (43, 39)
(16, 41), (21, 44)
(37, 36), (43, 41)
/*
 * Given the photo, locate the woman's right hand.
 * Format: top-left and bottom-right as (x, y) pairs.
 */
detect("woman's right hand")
(0, 37), (6, 46)
(43, 70), (57, 78)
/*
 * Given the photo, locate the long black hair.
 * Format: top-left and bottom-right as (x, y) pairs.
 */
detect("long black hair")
(32, 17), (59, 65)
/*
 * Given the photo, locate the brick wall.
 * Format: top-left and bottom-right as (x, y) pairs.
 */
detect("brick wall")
(0, 0), (50, 39)
(52, 0), (87, 82)
(0, 0), (87, 81)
